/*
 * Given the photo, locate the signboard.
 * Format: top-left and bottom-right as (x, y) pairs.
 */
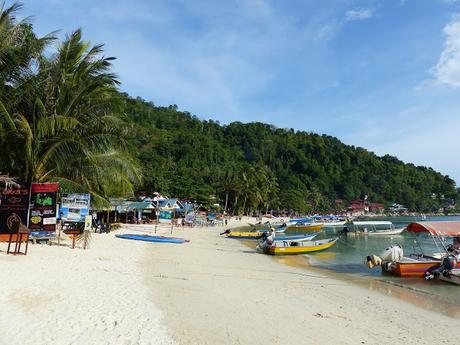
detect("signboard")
(84, 215), (92, 231)
(0, 183), (29, 240)
(159, 210), (172, 220)
(29, 183), (59, 238)
(60, 193), (90, 222)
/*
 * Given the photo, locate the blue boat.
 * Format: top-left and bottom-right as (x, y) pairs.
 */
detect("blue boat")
(274, 233), (318, 242)
(115, 234), (189, 244)
(257, 227), (286, 233)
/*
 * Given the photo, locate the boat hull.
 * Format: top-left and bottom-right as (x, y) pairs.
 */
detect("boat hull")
(439, 270), (460, 285)
(287, 224), (324, 231)
(267, 238), (337, 255)
(382, 258), (460, 277)
(274, 233), (317, 242)
(351, 228), (405, 236)
(226, 231), (261, 239)
(226, 232), (312, 240)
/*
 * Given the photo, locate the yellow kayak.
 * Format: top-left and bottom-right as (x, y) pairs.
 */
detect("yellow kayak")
(287, 223), (324, 231)
(266, 238), (337, 255)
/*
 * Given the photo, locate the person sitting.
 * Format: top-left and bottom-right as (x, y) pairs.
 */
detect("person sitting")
(261, 227), (276, 250)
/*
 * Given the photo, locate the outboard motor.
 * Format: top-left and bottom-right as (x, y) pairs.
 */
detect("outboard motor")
(442, 255), (457, 270)
(425, 254), (457, 280)
(365, 255), (382, 269)
(380, 244), (403, 262)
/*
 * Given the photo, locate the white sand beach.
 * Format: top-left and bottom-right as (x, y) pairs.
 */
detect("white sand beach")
(1, 218), (458, 345)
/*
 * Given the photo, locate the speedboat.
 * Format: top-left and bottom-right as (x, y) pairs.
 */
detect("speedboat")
(348, 221), (405, 236)
(262, 237), (337, 255)
(367, 222), (460, 277)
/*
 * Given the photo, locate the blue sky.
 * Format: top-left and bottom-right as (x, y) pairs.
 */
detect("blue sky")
(23, 0), (460, 183)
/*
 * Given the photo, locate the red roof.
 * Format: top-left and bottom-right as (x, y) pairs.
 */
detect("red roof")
(407, 221), (460, 237)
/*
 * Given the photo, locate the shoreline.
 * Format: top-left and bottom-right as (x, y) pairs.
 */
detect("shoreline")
(142, 220), (458, 345)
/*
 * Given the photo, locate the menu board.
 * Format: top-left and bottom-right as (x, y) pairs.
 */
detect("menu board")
(29, 183), (59, 238)
(0, 184), (29, 238)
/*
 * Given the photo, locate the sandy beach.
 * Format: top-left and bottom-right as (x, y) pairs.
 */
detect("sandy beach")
(1, 218), (458, 345)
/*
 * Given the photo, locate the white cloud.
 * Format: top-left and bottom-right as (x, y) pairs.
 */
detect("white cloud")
(345, 9), (374, 22)
(432, 14), (460, 87)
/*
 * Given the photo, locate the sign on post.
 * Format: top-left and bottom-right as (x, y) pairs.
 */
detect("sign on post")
(60, 193), (91, 235)
(29, 183), (59, 239)
(0, 183), (29, 242)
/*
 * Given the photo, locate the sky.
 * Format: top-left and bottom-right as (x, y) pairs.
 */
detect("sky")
(21, 0), (460, 183)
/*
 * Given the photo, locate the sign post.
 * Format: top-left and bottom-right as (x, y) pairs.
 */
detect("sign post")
(29, 183), (59, 240)
(60, 193), (91, 249)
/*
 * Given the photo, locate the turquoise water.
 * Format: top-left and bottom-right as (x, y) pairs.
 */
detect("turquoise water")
(237, 216), (460, 317)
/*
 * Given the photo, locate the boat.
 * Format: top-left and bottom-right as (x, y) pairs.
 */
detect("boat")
(348, 221), (405, 236)
(368, 222), (460, 277)
(311, 215), (347, 227)
(223, 231), (313, 241)
(288, 217), (312, 223)
(222, 231), (261, 239)
(257, 227), (286, 234)
(115, 234), (189, 244)
(248, 221), (286, 229)
(263, 237), (338, 255)
(273, 233), (318, 242)
(287, 222), (324, 231)
(439, 269), (460, 285)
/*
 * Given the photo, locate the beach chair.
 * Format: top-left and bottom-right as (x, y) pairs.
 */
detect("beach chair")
(6, 220), (29, 255)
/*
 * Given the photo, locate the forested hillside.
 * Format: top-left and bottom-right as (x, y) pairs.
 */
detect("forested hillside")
(122, 95), (457, 213)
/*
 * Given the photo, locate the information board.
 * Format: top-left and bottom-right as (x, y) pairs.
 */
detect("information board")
(0, 183), (29, 240)
(60, 193), (90, 222)
(29, 183), (59, 238)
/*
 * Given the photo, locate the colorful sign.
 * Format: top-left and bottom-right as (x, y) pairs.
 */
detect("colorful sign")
(0, 183), (29, 239)
(29, 183), (59, 238)
(84, 215), (92, 231)
(60, 193), (91, 222)
(159, 210), (172, 220)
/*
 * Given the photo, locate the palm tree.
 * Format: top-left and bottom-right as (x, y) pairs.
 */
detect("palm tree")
(0, 26), (141, 206)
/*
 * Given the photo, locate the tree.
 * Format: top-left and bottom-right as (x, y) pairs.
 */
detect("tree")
(0, 23), (141, 206)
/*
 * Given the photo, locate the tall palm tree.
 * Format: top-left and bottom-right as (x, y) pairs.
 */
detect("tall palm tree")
(0, 26), (141, 206)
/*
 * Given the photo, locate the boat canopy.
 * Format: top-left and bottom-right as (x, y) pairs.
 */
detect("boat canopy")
(352, 221), (392, 226)
(407, 221), (460, 237)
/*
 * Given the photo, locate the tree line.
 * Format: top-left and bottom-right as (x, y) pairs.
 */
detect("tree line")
(0, 3), (457, 213)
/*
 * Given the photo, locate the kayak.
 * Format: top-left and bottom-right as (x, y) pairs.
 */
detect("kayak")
(115, 234), (189, 244)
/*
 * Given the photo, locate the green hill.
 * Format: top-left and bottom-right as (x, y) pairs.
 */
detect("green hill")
(122, 94), (457, 213)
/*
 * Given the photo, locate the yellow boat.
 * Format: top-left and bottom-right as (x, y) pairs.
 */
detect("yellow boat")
(287, 223), (324, 231)
(225, 231), (262, 239)
(265, 237), (337, 255)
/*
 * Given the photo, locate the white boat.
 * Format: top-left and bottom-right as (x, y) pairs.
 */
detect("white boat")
(439, 269), (460, 285)
(315, 220), (347, 227)
(349, 221), (405, 236)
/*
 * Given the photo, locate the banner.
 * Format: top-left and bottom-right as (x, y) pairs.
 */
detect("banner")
(0, 183), (29, 239)
(29, 183), (59, 238)
(60, 193), (90, 222)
